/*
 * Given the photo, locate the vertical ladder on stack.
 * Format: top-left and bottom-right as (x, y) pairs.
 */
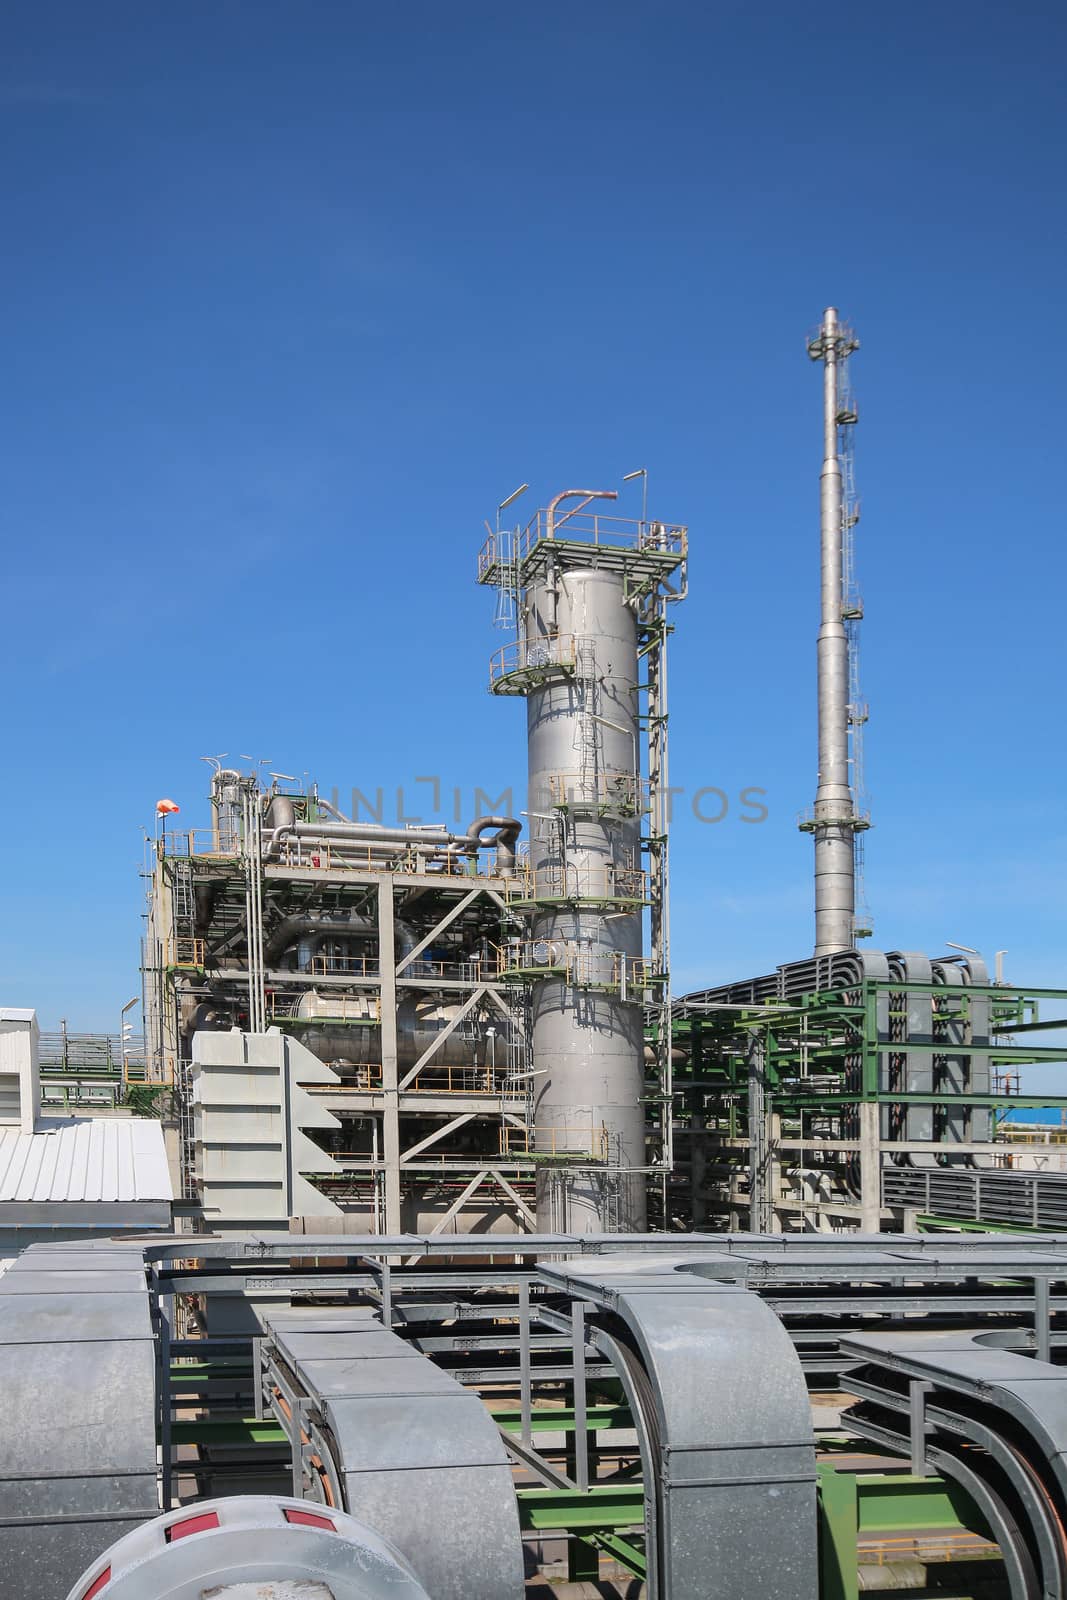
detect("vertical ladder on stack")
(169, 855), (199, 1196)
(575, 639), (600, 790)
(171, 858), (196, 946)
(492, 529), (520, 630)
(837, 370), (872, 939)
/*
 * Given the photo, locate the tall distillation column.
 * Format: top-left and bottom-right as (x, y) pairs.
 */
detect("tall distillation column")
(802, 308), (868, 956)
(479, 490), (687, 1233)
(527, 557), (644, 1231)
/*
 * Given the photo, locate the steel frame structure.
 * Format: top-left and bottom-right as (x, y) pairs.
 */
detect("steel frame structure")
(18, 1230), (1067, 1600)
(672, 949), (1067, 1232)
(143, 782), (539, 1234)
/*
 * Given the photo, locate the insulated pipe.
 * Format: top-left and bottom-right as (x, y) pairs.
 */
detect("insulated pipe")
(263, 914), (379, 968)
(811, 306), (855, 955)
(267, 817), (523, 873)
(264, 794), (297, 830)
(263, 914), (418, 968)
(453, 815), (522, 874)
(276, 822), (453, 846)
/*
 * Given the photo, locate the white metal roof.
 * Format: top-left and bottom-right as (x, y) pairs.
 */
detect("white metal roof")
(0, 1117), (173, 1204)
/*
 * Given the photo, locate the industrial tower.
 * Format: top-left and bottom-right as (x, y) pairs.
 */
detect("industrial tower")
(800, 306), (871, 955)
(479, 489), (687, 1232)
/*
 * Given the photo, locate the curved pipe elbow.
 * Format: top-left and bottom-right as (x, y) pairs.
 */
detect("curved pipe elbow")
(547, 488), (619, 516)
(462, 815), (522, 875)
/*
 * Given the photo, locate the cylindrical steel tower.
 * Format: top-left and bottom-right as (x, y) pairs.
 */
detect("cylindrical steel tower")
(526, 562), (646, 1232)
(804, 307), (864, 956)
(479, 489), (687, 1233)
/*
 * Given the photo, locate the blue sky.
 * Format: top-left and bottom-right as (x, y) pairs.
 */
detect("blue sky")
(1, 2), (1065, 1080)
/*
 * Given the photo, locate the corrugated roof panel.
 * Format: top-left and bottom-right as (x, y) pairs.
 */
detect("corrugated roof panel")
(131, 1118), (171, 1201)
(19, 1136), (47, 1202)
(40, 1126), (67, 1200)
(117, 1119), (137, 1202)
(0, 1119), (172, 1204)
(68, 1120), (91, 1201)
(93, 1119), (112, 1202)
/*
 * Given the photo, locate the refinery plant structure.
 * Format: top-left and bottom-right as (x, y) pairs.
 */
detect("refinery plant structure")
(137, 310), (1067, 1241)
(142, 491), (686, 1237)
(10, 307), (1067, 1600)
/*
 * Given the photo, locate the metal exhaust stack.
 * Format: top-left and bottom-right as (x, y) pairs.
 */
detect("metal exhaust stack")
(802, 307), (869, 955)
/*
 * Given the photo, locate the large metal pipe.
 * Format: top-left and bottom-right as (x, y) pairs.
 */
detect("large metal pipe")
(811, 306), (856, 955)
(451, 815), (521, 874)
(295, 989), (486, 1070)
(263, 913), (379, 968)
(272, 821), (453, 848)
(265, 817), (521, 872)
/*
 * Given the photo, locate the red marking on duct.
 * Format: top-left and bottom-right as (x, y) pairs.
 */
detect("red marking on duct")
(165, 1510), (221, 1542)
(80, 1569), (111, 1600)
(284, 1507), (336, 1530)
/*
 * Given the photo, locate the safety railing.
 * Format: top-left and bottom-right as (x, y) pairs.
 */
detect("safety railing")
(39, 1031), (128, 1076)
(296, 952), (490, 983)
(268, 836), (505, 882)
(160, 829), (240, 858)
(495, 939), (571, 979)
(164, 937), (206, 969)
(332, 1063), (385, 1091)
(478, 513), (687, 580)
(396, 958), (485, 983)
(499, 1123), (611, 1163)
(506, 861), (648, 905)
(488, 633), (579, 692)
(545, 772), (650, 817)
(494, 942), (654, 997)
(309, 954), (381, 978)
(407, 1064), (516, 1097)
(796, 804), (872, 832)
(999, 1124), (1067, 1145)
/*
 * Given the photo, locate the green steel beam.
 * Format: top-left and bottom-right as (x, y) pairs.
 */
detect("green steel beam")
(867, 981), (1067, 1002)
(170, 1361), (251, 1379)
(772, 1092), (1067, 1110)
(915, 1214), (1056, 1234)
(493, 1405), (630, 1434)
(516, 1485), (644, 1532)
(853, 1473), (989, 1535)
(818, 1466), (991, 1600)
(169, 1417), (287, 1446)
(589, 1532), (647, 1579)
(818, 1462), (858, 1600)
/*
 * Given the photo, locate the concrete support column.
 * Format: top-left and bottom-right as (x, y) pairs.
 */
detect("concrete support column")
(859, 1099), (881, 1233)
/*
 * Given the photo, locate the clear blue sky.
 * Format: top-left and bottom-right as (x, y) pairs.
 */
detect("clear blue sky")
(2, 2), (1065, 1082)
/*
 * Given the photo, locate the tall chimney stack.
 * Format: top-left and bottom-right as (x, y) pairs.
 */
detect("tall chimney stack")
(803, 307), (867, 955)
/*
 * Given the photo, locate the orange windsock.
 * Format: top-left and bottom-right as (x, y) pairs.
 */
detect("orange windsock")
(156, 798), (180, 816)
